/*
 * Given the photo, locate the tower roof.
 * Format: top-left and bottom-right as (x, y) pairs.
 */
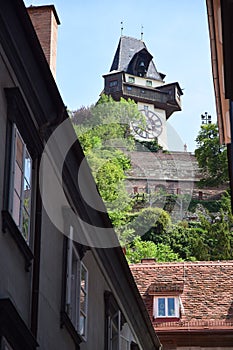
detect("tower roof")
(110, 36), (163, 81)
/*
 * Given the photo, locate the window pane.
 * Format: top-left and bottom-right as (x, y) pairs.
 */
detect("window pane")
(24, 151), (32, 188)
(81, 265), (87, 291)
(69, 254), (79, 326)
(11, 126), (32, 242)
(16, 132), (23, 169)
(80, 290), (87, 314)
(14, 162), (23, 196)
(112, 325), (119, 350)
(120, 336), (129, 350)
(12, 191), (20, 226)
(168, 298), (175, 316)
(128, 76), (135, 83)
(158, 298), (165, 316)
(79, 314), (85, 337)
(22, 208), (30, 242)
(110, 80), (118, 87)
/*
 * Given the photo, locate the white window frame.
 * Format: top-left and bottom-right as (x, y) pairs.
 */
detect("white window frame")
(66, 226), (88, 341)
(9, 124), (32, 244)
(153, 296), (179, 318)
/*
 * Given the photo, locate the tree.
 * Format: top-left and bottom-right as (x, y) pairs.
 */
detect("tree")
(195, 123), (229, 186)
(126, 236), (182, 264)
(130, 207), (171, 244)
(135, 139), (163, 152)
(197, 192), (233, 260)
(167, 224), (209, 261)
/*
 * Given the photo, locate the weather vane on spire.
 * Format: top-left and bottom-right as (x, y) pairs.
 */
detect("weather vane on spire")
(141, 25), (144, 41)
(121, 21), (124, 36)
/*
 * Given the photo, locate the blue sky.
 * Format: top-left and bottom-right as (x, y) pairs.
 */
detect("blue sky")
(24, 0), (215, 152)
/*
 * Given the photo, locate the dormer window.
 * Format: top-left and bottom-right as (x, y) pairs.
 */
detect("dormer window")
(137, 61), (147, 77)
(153, 296), (179, 318)
(127, 48), (152, 78)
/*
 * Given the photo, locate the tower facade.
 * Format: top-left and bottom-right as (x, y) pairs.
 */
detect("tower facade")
(103, 36), (183, 148)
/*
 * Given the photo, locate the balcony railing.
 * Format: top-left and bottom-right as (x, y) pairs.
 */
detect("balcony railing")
(123, 84), (169, 104)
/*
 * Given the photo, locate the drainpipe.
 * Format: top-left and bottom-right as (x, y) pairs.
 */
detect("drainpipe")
(31, 158), (42, 338)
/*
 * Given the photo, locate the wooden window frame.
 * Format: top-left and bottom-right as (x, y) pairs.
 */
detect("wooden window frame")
(2, 88), (43, 270)
(9, 124), (32, 244)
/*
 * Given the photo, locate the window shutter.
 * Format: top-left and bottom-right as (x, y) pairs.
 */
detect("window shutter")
(179, 296), (185, 315)
(66, 226), (73, 306)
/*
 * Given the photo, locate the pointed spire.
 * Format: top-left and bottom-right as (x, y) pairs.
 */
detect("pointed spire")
(141, 25), (144, 41)
(121, 21), (124, 36)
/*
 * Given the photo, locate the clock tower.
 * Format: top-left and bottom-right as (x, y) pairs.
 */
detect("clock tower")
(102, 36), (183, 148)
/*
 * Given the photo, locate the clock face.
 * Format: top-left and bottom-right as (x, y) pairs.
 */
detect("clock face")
(133, 109), (163, 139)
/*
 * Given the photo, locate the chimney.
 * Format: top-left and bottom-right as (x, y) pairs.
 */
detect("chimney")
(27, 5), (60, 79)
(141, 258), (156, 264)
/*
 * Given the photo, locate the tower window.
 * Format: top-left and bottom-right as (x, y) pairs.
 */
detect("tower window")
(109, 80), (118, 87)
(146, 80), (152, 87)
(128, 76), (135, 83)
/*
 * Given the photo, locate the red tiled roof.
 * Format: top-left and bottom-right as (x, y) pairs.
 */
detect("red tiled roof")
(130, 261), (233, 331)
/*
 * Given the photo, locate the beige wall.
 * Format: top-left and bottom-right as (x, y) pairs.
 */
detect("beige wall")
(125, 73), (164, 88)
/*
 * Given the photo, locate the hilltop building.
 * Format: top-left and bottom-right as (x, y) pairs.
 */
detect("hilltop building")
(101, 33), (228, 211)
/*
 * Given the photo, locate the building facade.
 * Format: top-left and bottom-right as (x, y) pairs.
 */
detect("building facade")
(0, 1), (161, 349)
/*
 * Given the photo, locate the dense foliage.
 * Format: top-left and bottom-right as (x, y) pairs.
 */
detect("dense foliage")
(195, 123), (229, 186)
(126, 192), (233, 262)
(125, 236), (182, 264)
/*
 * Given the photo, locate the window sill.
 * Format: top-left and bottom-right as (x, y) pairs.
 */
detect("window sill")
(60, 311), (83, 349)
(2, 210), (34, 271)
